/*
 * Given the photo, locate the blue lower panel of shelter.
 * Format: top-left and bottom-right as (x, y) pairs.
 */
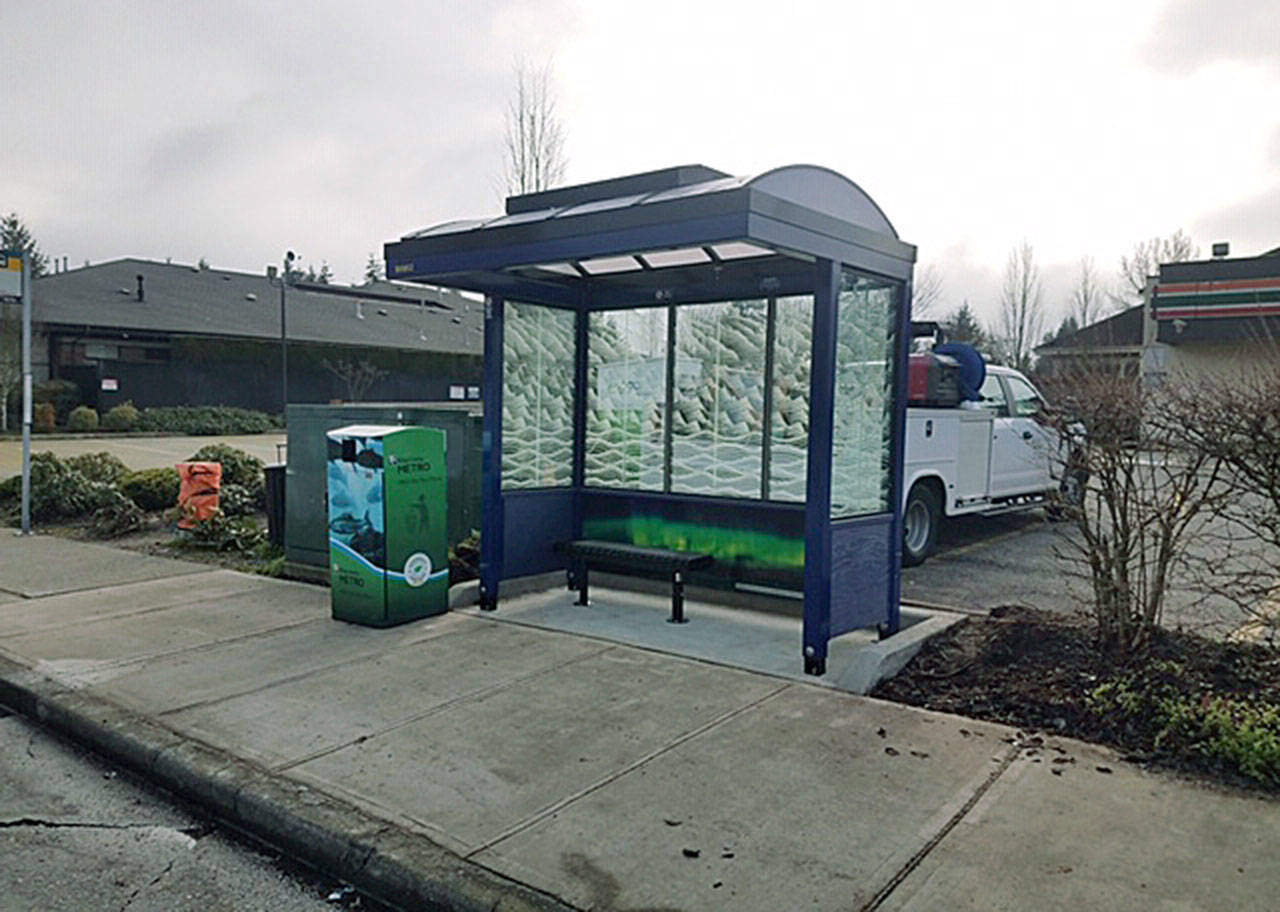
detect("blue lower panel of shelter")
(503, 488), (576, 580)
(829, 514), (894, 635)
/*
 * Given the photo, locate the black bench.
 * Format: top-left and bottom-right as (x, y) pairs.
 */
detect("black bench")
(553, 540), (713, 624)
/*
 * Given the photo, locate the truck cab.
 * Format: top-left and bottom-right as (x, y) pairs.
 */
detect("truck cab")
(901, 365), (1060, 566)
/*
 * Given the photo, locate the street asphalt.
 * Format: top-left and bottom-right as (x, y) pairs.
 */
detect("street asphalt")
(0, 710), (374, 911)
(1, 534), (1276, 911)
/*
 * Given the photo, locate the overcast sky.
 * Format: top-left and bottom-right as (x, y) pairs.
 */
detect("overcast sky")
(3, 0), (1277, 330)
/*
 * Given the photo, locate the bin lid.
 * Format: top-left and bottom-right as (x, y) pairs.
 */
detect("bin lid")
(326, 424), (407, 439)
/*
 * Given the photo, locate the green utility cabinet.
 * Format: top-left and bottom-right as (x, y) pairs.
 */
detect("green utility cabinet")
(326, 424), (448, 626)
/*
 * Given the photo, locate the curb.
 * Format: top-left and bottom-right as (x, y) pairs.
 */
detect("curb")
(0, 655), (577, 912)
(833, 610), (967, 694)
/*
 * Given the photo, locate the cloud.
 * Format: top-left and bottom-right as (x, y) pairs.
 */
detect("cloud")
(2, 0), (579, 283)
(1142, 0), (1280, 73)
(1192, 183), (1280, 256)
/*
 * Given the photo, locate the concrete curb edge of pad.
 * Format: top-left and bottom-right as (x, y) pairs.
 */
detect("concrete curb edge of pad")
(0, 654), (579, 912)
(833, 610), (967, 694)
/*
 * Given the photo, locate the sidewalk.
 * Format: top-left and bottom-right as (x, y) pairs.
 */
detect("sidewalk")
(1, 534), (1275, 911)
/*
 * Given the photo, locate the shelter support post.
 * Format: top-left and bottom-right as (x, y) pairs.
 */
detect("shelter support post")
(479, 296), (504, 610)
(882, 276), (912, 638)
(801, 260), (840, 675)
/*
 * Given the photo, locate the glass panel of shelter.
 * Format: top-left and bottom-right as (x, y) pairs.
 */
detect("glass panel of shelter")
(585, 307), (668, 490)
(830, 270), (900, 519)
(501, 301), (577, 489)
(670, 300), (767, 498)
(500, 269), (902, 513)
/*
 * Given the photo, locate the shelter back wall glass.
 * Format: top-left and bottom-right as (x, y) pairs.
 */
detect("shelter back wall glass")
(501, 301), (576, 489)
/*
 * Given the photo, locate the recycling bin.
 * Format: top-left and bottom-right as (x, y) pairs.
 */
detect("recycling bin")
(326, 424), (448, 626)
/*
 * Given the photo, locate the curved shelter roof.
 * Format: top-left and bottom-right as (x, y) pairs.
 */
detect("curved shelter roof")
(384, 164), (915, 306)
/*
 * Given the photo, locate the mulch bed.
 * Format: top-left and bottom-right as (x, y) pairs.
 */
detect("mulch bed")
(872, 605), (1280, 793)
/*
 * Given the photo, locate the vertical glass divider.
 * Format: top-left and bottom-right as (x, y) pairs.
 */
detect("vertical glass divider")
(662, 303), (677, 493)
(761, 296), (777, 500)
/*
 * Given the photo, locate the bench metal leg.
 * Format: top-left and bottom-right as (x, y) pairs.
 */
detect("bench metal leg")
(667, 569), (688, 624)
(575, 561), (590, 606)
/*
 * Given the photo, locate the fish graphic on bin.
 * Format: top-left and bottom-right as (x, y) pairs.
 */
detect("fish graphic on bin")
(326, 424), (448, 626)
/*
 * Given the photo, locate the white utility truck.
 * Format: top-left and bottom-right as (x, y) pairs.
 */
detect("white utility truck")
(901, 345), (1073, 566)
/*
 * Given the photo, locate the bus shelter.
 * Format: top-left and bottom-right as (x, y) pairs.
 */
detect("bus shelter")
(383, 164), (916, 675)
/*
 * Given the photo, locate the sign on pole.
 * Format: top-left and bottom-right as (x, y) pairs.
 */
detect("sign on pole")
(0, 252), (20, 298)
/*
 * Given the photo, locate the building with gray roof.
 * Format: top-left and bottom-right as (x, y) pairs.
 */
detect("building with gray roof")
(22, 258), (483, 414)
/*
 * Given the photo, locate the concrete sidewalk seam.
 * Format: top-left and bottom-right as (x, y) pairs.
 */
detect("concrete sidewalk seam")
(153, 620), (495, 719)
(272, 644), (618, 773)
(0, 575), (284, 638)
(857, 738), (1025, 912)
(0, 655), (582, 912)
(465, 681), (794, 859)
(0, 565), (214, 601)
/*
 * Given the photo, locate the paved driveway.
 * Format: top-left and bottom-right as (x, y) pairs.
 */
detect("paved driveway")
(0, 433), (286, 477)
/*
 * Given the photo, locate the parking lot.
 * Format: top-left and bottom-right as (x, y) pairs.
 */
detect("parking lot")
(903, 508), (1254, 639)
(0, 433), (286, 477)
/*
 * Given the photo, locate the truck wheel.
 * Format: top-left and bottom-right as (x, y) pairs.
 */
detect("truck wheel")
(903, 483), (940, 567)
(1046, 469), (1087, 521)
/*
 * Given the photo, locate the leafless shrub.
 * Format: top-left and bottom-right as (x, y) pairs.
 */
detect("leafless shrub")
(1161, 361), (1280, 644)
(1045, 363), (1227, 655)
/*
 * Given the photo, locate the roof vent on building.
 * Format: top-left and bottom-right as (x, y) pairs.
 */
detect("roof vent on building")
(245, 293), (257, 301)
(1212, 241), (1230, 258)
(136, 274), (144, 302)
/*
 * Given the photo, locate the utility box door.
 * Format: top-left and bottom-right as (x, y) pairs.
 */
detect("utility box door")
(384, 426), (449, 624)
(326, 424), (448, 626)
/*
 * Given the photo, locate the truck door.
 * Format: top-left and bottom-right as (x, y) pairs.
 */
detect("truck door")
(990, 373), (1054, 496)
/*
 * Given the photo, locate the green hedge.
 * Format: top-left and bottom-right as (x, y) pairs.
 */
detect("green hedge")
(102, 401), (140, 431)
(135, 406), (282, 435)
(120, 467), (181, 511)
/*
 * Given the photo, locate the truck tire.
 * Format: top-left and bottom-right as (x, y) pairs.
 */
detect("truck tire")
(1045, 468), (1087, 521)
(903, 482), (940, 567)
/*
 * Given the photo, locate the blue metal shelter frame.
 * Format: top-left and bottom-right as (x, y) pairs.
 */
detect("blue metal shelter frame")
(384, 164), (916, 675)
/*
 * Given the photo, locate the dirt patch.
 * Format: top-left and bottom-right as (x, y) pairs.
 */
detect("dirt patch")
(873, 605), (1280, 793)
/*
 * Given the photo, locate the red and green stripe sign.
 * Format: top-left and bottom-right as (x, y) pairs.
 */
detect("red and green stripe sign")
(1154, 276), (1280, 319)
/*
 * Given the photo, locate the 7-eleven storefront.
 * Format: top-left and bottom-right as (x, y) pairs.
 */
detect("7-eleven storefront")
(1142, 247), (1280, 383)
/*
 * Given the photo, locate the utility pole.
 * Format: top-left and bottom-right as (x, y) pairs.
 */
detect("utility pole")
(20, 250), (31, 534)
(280, 250), (295, 414)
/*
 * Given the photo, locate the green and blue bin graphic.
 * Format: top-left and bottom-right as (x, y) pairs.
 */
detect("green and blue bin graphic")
(326, 424), (448, 626)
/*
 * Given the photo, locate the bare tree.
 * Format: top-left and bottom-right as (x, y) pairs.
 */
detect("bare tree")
(323, 357), (388, 402)
(1068, 256), (1105, 328)
(911, 262), (943, 318)
(1118, 229), (1198, 301)
(503, 60), (567, 197)
(996, 241), (1046, 373)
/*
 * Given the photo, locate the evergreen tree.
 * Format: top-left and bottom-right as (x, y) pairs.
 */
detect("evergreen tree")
(1, 213), (49, 277)
(943, 301), (986, 348)
(363, 253), (384, 284)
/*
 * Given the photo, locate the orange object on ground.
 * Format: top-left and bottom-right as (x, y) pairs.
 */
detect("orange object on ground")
(176, 462), (222, 529)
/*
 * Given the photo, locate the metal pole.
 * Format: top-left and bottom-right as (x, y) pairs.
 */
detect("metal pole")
(20, 250), (32, 535)
(280, 251), (293, 414)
